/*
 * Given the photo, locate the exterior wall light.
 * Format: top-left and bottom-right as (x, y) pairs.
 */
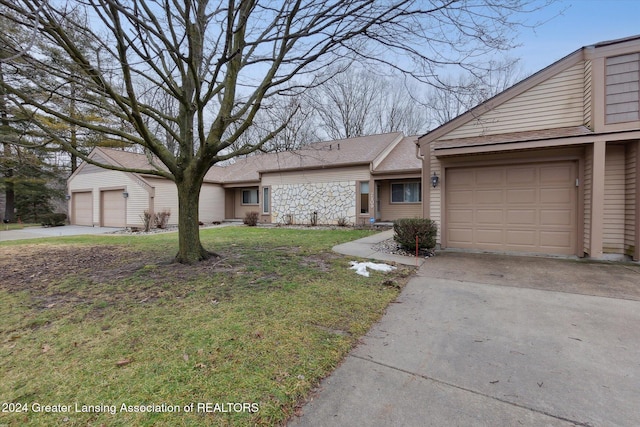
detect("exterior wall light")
(65, 194), (71, 200)
(122, 191), (129, 198)
(431, 172), (439, 188)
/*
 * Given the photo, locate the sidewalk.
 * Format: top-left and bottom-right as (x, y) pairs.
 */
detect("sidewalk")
(0, 225), (123, 242)
(332, 229), (426, 267)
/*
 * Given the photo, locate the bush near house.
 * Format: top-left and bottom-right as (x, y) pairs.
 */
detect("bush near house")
(244, 211), (259, 226)
(393, 218), (437, 251)
(154, 210), (171, 229)
(40, 213), (67, 227)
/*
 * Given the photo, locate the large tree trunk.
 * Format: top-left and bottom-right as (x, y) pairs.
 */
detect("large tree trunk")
(174, 178), (217, 264)
(3, 171), (14, 222)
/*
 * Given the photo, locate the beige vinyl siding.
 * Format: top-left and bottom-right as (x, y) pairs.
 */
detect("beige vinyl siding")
(234, 188), (260, 219)
(625, 142), (637, 255)
(261, 166), (371, 186)
(430, 147), (442, 244)
(442, 63), (585, 140)
(584, 59), (593, 129)
(605, 53), (640, 124)
(603, 145), (626, 253)
(199, 183), (225, 223)
(377, 181), (422, 221)
(68, 169), (149, 226)
(75, 153), (110, 175)
(583, 147), (593, 254)
(145, 178), (179, 225)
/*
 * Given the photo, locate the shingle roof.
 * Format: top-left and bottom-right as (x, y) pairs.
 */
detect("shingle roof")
(374, 135), (421, 173)
(88, 132), (418, 185)
(207, 132), (404, 183)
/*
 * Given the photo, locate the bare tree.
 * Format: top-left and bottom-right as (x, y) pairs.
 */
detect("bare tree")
(425, 59), (528, 127)
(308, 67), (383, 139)
(0, 0), (549, 263)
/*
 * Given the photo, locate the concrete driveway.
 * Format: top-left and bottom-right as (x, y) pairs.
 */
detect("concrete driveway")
(289, 251), (640, 426)
(0, 225), (122, 241)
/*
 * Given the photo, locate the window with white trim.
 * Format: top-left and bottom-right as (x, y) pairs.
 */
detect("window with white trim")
(391, 182), (421, 203)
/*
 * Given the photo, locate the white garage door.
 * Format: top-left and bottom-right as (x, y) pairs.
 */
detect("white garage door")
(72, 191), (93, 226)
(446, 162), (578, 255)
(101, 190), (126, 227)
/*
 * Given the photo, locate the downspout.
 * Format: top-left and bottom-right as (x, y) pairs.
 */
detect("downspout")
(417, 139), (431, 219)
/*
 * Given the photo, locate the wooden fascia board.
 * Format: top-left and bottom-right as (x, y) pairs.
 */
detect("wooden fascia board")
(222, 181), (261, 188)
(433, 130), (640, 157)
(257, 161), (370, 175)
(419, 49), (586, 146)
(370, 169), (421, 178)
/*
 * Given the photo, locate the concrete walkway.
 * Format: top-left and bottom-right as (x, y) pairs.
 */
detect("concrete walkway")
(289, 231), (640, 427)
(0, 225), (122, 242)
(333, 229), (426, 267)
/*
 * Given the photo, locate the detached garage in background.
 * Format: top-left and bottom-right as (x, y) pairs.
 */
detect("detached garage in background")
(67, 148), (225, 228)
(419, 35), (640, 261)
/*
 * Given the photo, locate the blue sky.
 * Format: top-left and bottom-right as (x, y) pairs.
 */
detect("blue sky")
(511, 0), (640, 73)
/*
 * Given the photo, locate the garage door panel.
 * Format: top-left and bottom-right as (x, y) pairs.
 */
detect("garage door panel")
(476, 169), (503, 185)
(448, 209), (473, 223)
(448, 170), (474, 187)
(540, 165), (573, 183)
(101, 190), (126, 227)
(506, 167), (536, 184)
(475, 190), (503, 204)
(446, 161), (577, 255)
(448, 190), (474, 204)
(448, 228), (474, 245)
(476, 209), (503, 224)
(72, 192), (93, 226)
(539, 231), (573, 251)
(506, 188), (536, 203)
(540, 188), (573, 203)
(540, 209), (573, 226)
(507, 209), (536, 224)
(476, 229), (504, 245)
(506, 230), (537, 246)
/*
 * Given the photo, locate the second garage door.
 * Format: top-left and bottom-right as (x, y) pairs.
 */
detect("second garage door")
(72, 191), (93, 226)
(446, 162), (578, 255)
(101, 190), (126, 227)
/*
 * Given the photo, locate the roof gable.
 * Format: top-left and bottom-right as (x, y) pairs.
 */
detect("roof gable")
(420, 34), (640, 148)
(420, 48), (586, 145)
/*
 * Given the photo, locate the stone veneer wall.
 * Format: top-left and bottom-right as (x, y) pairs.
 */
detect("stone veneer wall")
(271, 181), (356, 225)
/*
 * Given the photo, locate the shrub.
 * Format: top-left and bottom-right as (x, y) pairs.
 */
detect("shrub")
(41, 213), (67, 227)
(393, 218), (437, 251)
(336, 216), (349, 227)
(154, 210), (171, 229)
(244, 211), (259, 226)
(309, 211), (318, 226)
(141, 210), (154, 232)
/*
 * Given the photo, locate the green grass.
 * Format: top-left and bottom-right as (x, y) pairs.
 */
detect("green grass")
(0, 227), (414, 426)
(0, 222), (40, 231)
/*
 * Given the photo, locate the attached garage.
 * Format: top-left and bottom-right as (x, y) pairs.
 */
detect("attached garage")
(101, 189), (126, 227)
(72, 191), (93, 226)
(445, 161), (578, 255)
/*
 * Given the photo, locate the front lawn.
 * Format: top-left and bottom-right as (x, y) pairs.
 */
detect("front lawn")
(0, 227), (413, 426)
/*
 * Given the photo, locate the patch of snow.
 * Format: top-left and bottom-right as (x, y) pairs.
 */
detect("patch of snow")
(349, 261), (396, 277)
